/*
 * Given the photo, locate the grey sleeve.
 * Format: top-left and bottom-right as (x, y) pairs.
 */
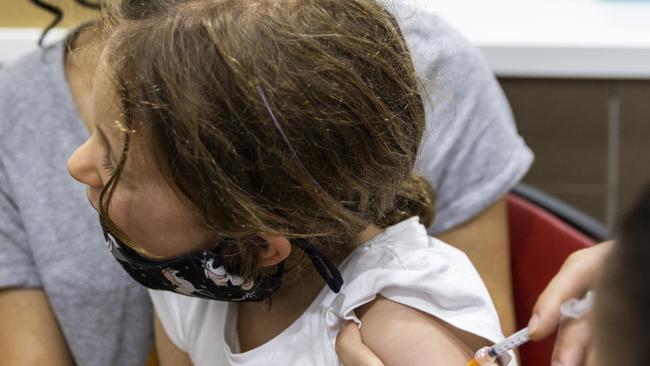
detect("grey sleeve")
(398, 11), (534, 234)
(0, 158), (42, 288)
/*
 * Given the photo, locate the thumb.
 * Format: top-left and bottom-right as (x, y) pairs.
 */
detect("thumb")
(528, 242), (612, 340)
(335, 321), (384, 366)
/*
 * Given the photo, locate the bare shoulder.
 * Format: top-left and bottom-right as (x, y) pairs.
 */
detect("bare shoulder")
(356, 295), (492, 366)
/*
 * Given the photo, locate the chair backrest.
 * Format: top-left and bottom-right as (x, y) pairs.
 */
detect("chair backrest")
(506, 192), (598, 366)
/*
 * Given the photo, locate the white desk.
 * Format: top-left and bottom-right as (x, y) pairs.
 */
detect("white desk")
(0, 28), (66, 65)
(413, 0), (650, 79)
(2, 0), (650, 78)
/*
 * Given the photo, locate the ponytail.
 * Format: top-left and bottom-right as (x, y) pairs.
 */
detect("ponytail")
(378, 173), (435, 229)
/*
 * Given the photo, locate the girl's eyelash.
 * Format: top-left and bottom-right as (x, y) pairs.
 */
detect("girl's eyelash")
(102, 153), (115, 177)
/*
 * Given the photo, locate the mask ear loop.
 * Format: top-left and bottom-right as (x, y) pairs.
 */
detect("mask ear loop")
(256, 86), (344, 293)
(292, 239), (344, 293)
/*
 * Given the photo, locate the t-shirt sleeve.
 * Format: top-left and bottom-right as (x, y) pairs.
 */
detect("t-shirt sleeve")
(0, 158), (42, 289)
(149, 289), (188, 351)
(331, 240), (507, 346)
(396, 9), (534, 234)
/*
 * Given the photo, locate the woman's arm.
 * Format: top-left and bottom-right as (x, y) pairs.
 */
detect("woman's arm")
(0, 288), (74, 366)
(153, 311), (193, 366)
(437, 198), (517, 335)
(354, 295), (492, 366)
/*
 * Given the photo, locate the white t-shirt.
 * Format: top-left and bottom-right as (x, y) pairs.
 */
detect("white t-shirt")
(150, 217), (516, 366)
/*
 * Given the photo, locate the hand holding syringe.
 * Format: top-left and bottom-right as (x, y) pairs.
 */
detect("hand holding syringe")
(467, 291), (594, 366)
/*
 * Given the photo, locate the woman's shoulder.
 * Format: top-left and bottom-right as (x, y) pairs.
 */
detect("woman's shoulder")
(0, 42), (68, 134)
(0, 42), (64, 93)
(385, 0), (484, 72)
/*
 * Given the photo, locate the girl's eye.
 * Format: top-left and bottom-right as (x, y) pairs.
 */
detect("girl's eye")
(102, 153), (115, 177)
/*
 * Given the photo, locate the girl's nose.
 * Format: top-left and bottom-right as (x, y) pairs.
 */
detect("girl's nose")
(67, 139), (103, 188)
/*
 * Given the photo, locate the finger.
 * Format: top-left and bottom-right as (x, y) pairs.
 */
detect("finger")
(528, 242), (613, 340)
(335, 321), (384, 366)
(496, 352), (512, 366)
(551, 317), (591, 366)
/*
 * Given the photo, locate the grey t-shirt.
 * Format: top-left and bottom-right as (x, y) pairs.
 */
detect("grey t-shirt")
(0, 9), (531, 366)
(392, 5), (533, 233)
(0, 44), (153, 366)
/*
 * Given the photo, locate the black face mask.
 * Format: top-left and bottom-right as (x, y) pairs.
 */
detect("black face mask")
(102, 224), (344, 302)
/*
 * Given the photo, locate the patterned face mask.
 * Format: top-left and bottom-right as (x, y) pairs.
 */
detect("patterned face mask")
(102, 224), (343, 302)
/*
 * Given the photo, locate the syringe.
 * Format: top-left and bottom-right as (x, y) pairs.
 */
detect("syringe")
(467, 291), (594, 366)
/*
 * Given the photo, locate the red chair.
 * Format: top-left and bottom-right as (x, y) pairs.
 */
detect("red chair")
(507, 184), (609, 366)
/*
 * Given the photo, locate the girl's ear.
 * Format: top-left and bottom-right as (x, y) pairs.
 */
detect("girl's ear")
(258, 233), (292, 267)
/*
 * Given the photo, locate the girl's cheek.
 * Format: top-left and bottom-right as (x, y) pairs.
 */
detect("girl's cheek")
(104, 187), (137, 232)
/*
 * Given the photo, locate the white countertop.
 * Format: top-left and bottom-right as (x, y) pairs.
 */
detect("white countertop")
(2, 0), (650, 78)
(413, 0), (650, 79)
(0, 27), (66, 64)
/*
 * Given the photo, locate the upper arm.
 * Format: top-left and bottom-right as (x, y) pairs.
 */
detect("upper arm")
(0, 160), (42, 290)
(437, 198), (516, 335)
(0, 162), (69, 364)
(154, 311), (193, 366)
(0, 288), (74, 366)
(356, 295), (491, 366)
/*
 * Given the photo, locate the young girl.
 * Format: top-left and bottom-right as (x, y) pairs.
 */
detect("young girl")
(68, 0), (514, 364)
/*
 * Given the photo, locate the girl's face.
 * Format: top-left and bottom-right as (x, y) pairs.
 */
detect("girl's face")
(67, 62), (213, 260)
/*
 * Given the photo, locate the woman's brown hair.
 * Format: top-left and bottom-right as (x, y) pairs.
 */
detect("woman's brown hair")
(99, 0), (435, 279)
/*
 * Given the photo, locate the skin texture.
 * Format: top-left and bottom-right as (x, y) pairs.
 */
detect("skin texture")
(0, 289), (75, 366)
(336, 321), (384, 366)
(68, 57), (218, 261)
(354, 295), (491, 366)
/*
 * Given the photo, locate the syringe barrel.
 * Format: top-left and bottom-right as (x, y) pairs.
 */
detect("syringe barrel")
(489, 328), (529, 357)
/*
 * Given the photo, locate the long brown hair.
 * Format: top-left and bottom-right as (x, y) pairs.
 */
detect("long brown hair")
(98, 0), (435, 278)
